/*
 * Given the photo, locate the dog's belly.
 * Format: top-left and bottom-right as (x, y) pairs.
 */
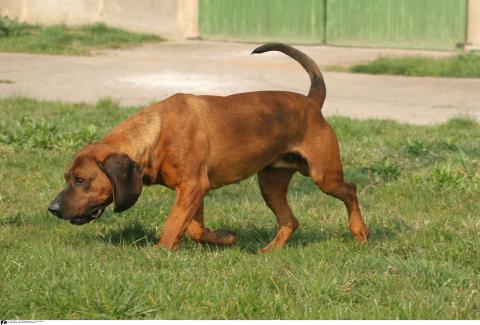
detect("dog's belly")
(206, 137), (298, 188)
(207, 151), (309, 188)
(208, 160), (273, 188)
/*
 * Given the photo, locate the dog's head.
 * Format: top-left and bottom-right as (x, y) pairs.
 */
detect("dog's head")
(48, 144), (143, 225)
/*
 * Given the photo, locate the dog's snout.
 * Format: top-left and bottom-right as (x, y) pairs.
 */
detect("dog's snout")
(48, 200), (61, 217)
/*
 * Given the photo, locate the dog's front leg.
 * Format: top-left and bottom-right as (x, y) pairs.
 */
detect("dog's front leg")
(156, 182), (206, 251)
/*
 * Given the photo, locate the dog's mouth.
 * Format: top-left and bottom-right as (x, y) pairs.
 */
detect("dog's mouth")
(69, 207), (105, 225)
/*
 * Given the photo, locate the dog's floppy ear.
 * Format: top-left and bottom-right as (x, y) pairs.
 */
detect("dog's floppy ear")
(97, 154), (143, 212)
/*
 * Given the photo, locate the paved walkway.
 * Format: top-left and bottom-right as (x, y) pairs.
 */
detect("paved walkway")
(1, 40), (479, 125)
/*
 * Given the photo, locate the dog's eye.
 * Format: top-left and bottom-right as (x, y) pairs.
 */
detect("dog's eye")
(75, 177), (84, 185)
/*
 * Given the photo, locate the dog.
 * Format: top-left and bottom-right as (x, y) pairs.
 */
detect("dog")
(48, 43), (368, 252)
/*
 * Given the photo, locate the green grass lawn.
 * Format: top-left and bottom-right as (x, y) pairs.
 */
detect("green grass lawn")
(0, 97), (479, 319)
(332, 52), (480, 78)
(0, 17), (162, 55)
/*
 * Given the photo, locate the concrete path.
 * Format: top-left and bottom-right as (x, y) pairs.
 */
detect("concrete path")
(1, 40), (479, 125)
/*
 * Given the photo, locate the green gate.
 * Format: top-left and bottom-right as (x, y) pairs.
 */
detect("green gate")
(198, 0), (467, 50)
(326, 0), (467, 50)
(198, 0), (326, 44)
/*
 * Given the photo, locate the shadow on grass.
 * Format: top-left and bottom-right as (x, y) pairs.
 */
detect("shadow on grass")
(86, 219), (401, 252)
(90, 221), (159, 247)
(237, 223), (400, 253)
(234, 226), (334, 253)
(0, 213), (25, 226)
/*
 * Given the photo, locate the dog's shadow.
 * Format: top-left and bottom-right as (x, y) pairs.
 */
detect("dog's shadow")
(91, 221), (159, 247)
(89, 220), (399, 253)
(235, 224), (398, 253)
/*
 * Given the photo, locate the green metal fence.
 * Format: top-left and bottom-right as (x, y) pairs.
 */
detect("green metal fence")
(326, 0), (467, 50)
(198, 0), (468, 50)
(199, 0), (326, 44)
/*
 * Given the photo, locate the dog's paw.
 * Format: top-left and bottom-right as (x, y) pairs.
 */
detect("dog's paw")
(212, 229), (237, 245)
(258, 243), (282, 254)
(352, 229), (369, 244)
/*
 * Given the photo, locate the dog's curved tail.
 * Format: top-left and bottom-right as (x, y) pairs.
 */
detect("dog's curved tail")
(251, 43), (326, 108)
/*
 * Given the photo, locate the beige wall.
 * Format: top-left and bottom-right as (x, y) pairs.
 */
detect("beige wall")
(467, 0), (480, 50)
(0, 0), (198, 39)
(177, 0), (198, 39)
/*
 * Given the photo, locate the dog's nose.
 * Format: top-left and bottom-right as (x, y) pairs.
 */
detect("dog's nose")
(48, 201), (61, 217)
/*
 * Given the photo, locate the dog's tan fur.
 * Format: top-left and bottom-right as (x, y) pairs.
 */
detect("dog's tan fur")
(49, 43), (368, 252)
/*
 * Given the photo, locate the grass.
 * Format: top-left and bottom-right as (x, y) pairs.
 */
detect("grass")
(0, 16), (162, 55)
(0, 97), (479, 319)
(0, 79), (13, 84)
(332, 52), (480, 78)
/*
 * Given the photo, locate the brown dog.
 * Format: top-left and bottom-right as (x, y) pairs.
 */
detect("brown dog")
(48, 43), (368, 252)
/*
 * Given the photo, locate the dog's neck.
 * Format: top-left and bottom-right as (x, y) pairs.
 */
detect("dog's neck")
(101, 108), (163, 168)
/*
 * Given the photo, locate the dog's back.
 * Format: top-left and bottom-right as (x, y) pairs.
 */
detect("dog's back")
(113, 43), (328, 187)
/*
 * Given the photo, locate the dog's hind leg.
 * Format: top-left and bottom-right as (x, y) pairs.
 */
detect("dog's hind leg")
(187, 201), (237, 245)
(258, 167), (299, 253)
(298, 124), (368, 241)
